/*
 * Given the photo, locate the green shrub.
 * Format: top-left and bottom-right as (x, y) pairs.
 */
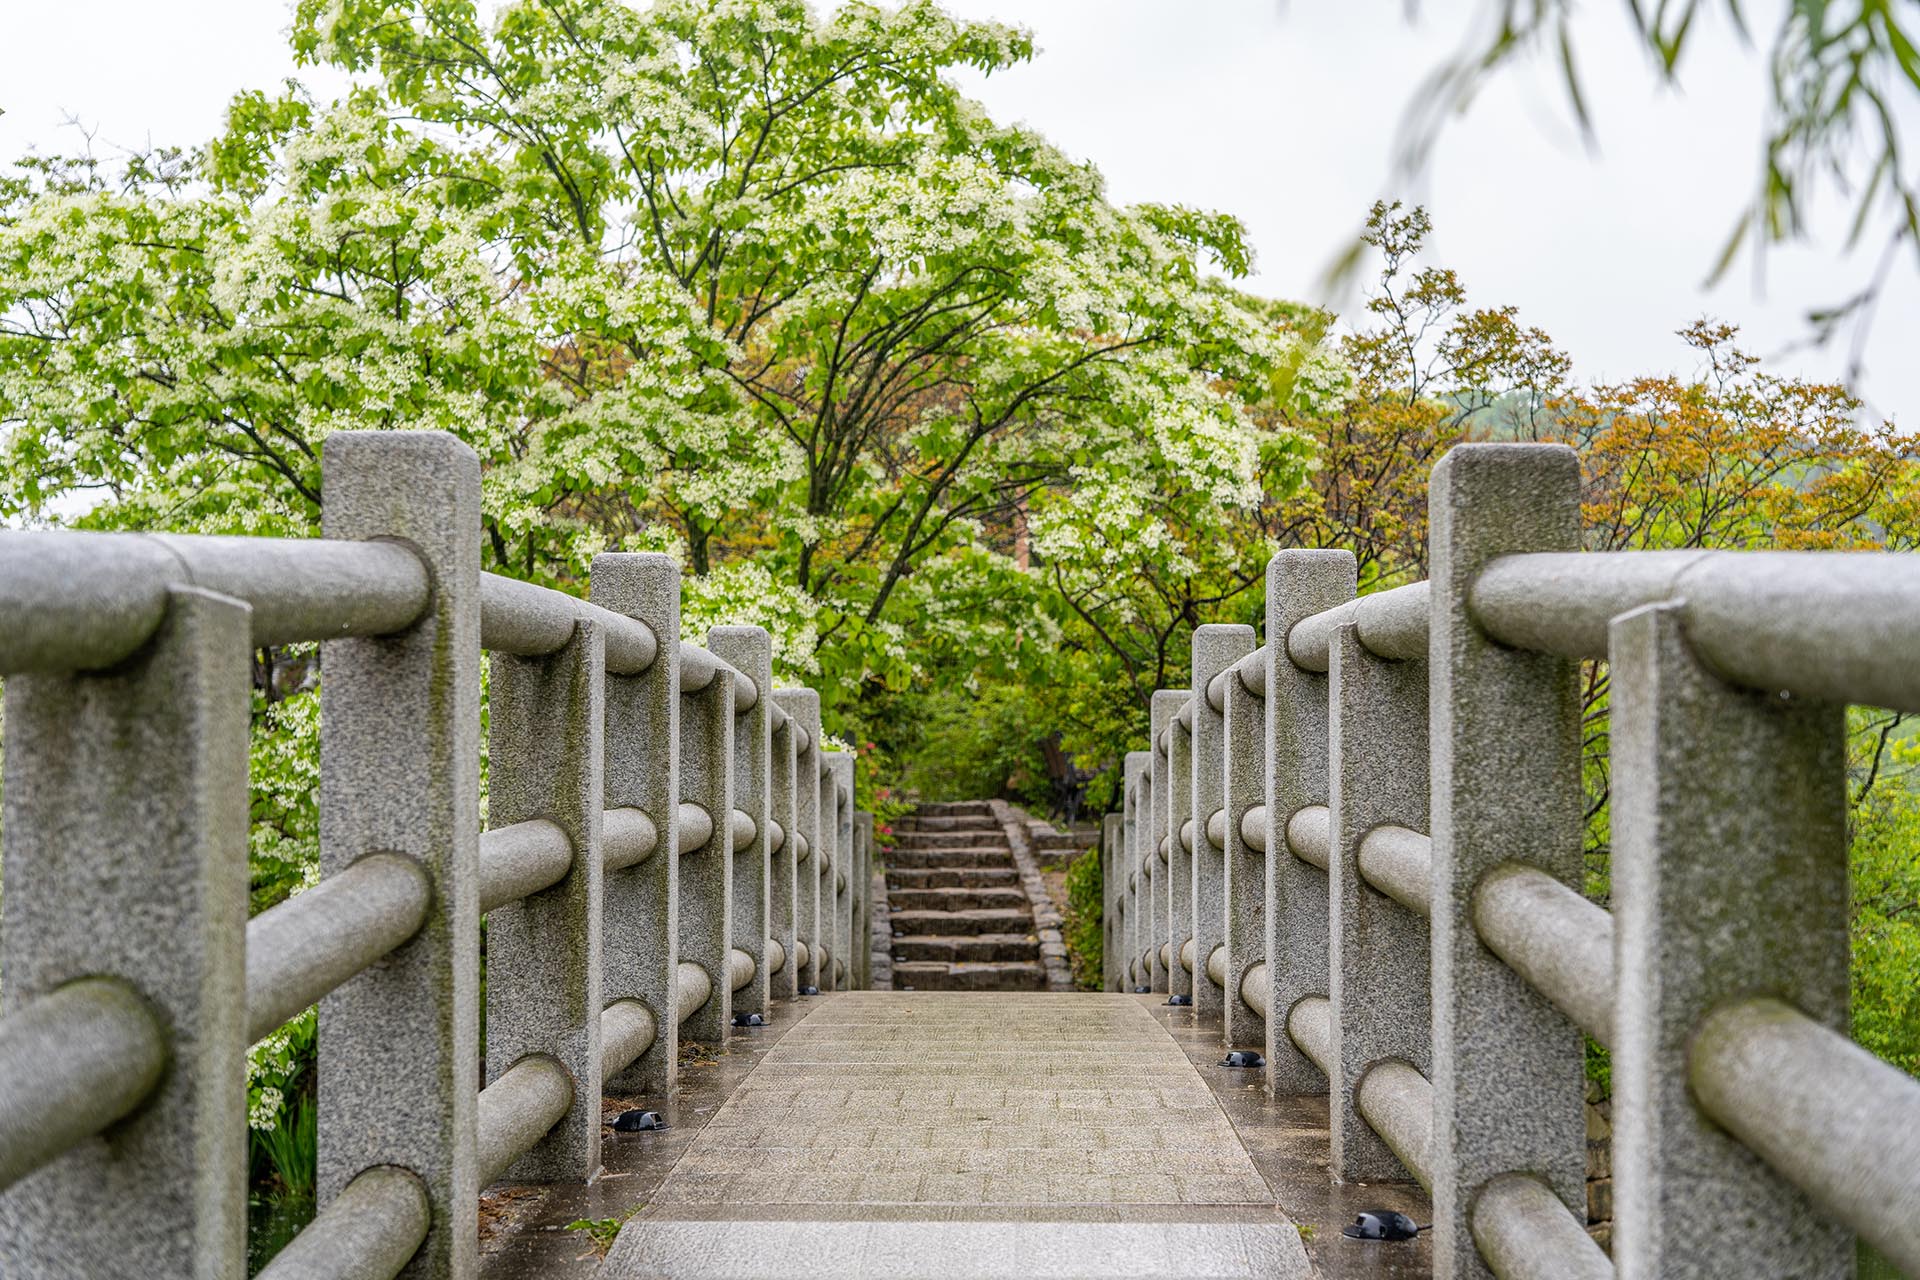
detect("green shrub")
(1850, 775), (1920, 1075)
(899, 684), (1051, 809)
(247, 1006), (317, 1196)
(1063, 844), (1104, 991)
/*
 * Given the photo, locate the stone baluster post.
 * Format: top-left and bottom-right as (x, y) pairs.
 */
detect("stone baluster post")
(711, 628), (771, 1021)
(1141, 738), (1157, 992)
(1220, 655), (1266, 1050)
(855, 810), (875, 990)
(591, 552), (682, 1095)
(1148, 691), (1181, 994)
(1191, 625), (1253, 1022)
(1121, 752), (1148, 991)
(843, 787), (857, 989)
(817, 755), (838, 990)
(1430, 444), (1586, 1279)
(1328, 620), (1430, 1181)
(828, 753), (855, 991)
(1103, 811), (1124, 993)
(1264, 549), (1355, 1094)
(812, 756), (832, 990)
(1609, 602), (1850, 1278)
(485, 617), (605, 1182)
(812, 758), (833, 989)
(768, 707), (799, 1001)
(0, 585), (251, 1276)
(680, 636), (736, 1041)
(782, 693), (824, 993)
(771, 691), (812, 997)
(1137, 756), (1155, 991)
(1167, 709), (1194, 1000)
(318, 432), (482, 1279)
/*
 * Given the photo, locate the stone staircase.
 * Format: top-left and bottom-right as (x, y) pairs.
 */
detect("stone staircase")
(886, 801), (1047, 991)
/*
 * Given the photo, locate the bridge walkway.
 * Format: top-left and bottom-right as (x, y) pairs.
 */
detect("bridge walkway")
(478, 993), (1431, 1280)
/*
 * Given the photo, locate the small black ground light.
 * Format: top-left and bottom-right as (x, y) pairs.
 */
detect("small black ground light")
(1132, 985), (1151, 994)
(1166, 993), (1192, 1006)
(732, 1012), (765, 1027)
(800, 985), (820, 995)
(611, 1109), (666, 1132)
(1220, 1050), (1264, 1069)
(1341, 1211), (1425, 1242)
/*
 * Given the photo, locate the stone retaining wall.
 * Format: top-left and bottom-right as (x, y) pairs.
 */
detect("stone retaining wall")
(988, 801), (1074, 991)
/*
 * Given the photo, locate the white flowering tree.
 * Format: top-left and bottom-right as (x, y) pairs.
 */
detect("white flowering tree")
(0, 0), (1311, 705)
(0, 0), (1334, 1164)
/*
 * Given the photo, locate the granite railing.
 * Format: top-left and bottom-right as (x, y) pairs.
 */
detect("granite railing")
(0, 430), (870, 1279)
(1109, 442), (1920, 1280)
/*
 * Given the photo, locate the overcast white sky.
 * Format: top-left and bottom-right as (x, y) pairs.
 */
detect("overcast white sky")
(3, 0), (1914, 421)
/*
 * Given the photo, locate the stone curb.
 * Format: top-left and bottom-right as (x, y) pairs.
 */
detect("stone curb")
(988, 800), (1076, 992)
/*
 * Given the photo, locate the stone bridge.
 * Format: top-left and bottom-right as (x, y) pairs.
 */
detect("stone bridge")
(0, 434), (1915, 1279)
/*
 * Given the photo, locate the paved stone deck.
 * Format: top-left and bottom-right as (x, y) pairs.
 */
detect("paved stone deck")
(479, 992), (1431, 1279)
(603, 992), (1307, 1277)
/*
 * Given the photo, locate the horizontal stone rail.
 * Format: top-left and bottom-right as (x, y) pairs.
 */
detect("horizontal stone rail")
(245, 853), (433, 1044)
(0, 979), (169, 1195)
(256, 1165), (430, 1280)
(1112, 441), (1920, 1279)
(0, 430), (870, 1280)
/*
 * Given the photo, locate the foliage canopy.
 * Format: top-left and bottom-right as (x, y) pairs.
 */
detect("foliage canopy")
(0, 0), (1319, 707)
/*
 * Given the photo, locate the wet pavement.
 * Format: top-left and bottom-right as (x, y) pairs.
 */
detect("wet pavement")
(476, 990), (821, 1276)
(477, 992), (1430, 1279)
(1145, 995), (1433, 1280)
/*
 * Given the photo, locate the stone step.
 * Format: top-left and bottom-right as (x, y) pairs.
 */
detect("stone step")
(890, 959), (1047, 992)
(890, 932), (1039, 963)
(891, 830), (1009, 850)
(888, 907), (1035, 937)
(892, 814), (1003, 834)
(885, 866), (1021, 890)
(885, 886), (1029, 913)
(889, 842), (1011, 860)
(888, 848), (1018, 871)
(911, 801), (994, 818)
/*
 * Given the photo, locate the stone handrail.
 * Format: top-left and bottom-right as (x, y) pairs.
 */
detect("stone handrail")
(1110, 442), (1920, 1279)
(0, 430), (872, 1279)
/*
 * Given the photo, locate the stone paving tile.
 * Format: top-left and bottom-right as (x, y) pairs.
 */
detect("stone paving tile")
(604, 1221), (1310, 1278)
(630, 993), (1274, 1212)
(491, 992), (1324, 1278)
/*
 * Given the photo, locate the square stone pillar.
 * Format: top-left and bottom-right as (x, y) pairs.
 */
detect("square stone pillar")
(1102, 811), (1124, 993)
(770, 714), (798, 998)
(1148, 692), (1179, 993)
(1609, 602), (1850, 1279)
(710, 628), (771, 1019)
(816, 756), (837, 990)
(318, 431), (481, 1280)
(591, 552), (682, 1095)
(0, 586), (251, 1277)
(827, 753), (856, 991)
(780, 692), (824, 993)
(1328, 622), (1430, 1181)
(680, 643), (736, 1042)
(770, 691), (812, 998)
(1263, 550), (1355, 1095)
(1191, 625), (1254, 1022)
(855, 810), (875, 990)
(1429, 444), (1586, 1279)
(1122, 751), (1149, 990)
(485, 620), (605, 1183)
(1167, 715), (1193, 1000)
(1138, 762), (1155, 991)
(1220, 662), (1266, 1050)
(813, 758), (834, 989)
